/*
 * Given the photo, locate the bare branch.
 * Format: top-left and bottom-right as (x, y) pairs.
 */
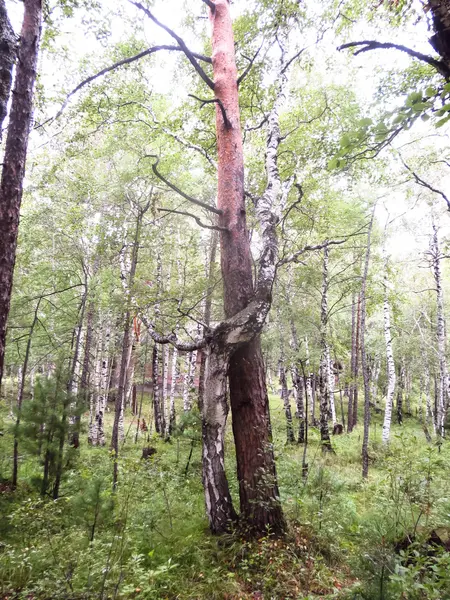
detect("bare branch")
(158, 207), (228, 232)
(237, 43), (263, 87)
(35, 46), (211, 129)
(278, 239), (347, 266)
(142, 155), (223, 215)
(338, 40), (450, 79)
(398, 153), (450, 211)
(188, 94), (232, 129)
(130, 1), (215, 90)
(147, 105), (217, 169)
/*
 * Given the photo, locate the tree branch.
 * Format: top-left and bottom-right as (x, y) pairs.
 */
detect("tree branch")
(188, 94), (232, 129)
(237, 43), (263, 87)
(35, 45), (212, 129)
(338, 40), (450, 79)
(142, 155), (222, 215)
(130, 1), (215, 90)
(158, 207), (228, 231)
(398, 154), (450, 211)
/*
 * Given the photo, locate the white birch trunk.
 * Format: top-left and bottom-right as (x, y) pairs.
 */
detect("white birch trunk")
(169, 345), (178, 431)
(431, 220), (448, 437)
(162, 344), (170, 438)
(382, 246), (396, 444)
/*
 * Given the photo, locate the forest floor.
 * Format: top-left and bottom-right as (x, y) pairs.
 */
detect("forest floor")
(0, 393), (449, 600)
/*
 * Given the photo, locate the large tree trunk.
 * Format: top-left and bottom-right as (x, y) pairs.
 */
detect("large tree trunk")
(0, 0), (17, 141)
(0, 0), (42, 387)
(209, 0), (284, 534)
(382, 245), (396, 444)
(361, 209), (375, 478)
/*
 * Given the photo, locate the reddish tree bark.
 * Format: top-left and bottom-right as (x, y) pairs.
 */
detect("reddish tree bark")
(0, 0), (42, 387)
(210, 0), (284, 534)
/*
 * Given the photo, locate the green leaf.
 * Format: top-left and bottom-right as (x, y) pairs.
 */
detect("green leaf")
(436, 115), (450, 128)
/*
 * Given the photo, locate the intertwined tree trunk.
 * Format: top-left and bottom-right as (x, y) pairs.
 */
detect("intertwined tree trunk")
(208, 0), (284, 534)
(0, 0), (42, 387)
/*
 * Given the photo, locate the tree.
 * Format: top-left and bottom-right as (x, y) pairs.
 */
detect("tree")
(0, 0), (42, 388)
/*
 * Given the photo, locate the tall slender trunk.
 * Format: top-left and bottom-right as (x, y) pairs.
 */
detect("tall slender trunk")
(397, 359), (405, 426)
(431, 219), (448, 436)
(319, 244), (333, 452)
(112, 206), (144, 488)
(279, 349), (295, 444)
(361, 208), (375, 478)
(0, 0), (17, 142)
(12, 299), (40, 486)
(382, 244), (396, 444)
(198, 232), (218, 411)
(304, 337), (314, 425)
(348, 293), (356, 431)
(353, 294), (361, 429)
(0, 0), (42, 387)
(152, 343), (163, 433)
(425, 364), (435, 432)
(290, 318), (305, 442)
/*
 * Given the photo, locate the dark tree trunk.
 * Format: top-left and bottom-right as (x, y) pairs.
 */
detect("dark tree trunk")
(0, 0), (42, 387)
(209, 0), (284, 534)
(428, 0), (450, 73)
(0, 0), (17, 141)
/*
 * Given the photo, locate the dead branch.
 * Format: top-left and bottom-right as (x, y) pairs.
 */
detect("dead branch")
(142, 155), (222, 215)
(338, 40), (450, 79)
(188, 94), (232, 129)
(130, 1), (215, 90)
(157, 207), (227, 232)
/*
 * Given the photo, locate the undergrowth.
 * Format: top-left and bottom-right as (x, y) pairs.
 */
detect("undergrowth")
(0, 393), (449, 599)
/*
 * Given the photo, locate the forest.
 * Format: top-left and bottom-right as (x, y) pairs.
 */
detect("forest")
(1, 0), (450, 598)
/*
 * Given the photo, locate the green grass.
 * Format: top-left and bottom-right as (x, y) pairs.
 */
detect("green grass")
(0, 392), (449, 599)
